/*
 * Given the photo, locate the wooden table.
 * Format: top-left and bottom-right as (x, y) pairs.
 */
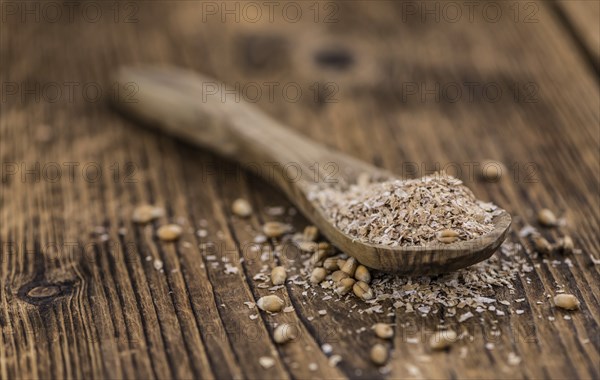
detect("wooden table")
(1, 1), (598, 379)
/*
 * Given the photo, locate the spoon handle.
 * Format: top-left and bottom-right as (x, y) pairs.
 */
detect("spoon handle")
(114, 67), (381, 192)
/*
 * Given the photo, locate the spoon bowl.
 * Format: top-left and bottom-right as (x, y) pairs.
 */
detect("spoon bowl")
(112, 66), (511, 275)
(311, 206), (511, 275)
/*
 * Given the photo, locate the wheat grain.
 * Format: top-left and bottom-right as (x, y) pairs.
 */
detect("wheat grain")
(257, 295), (285, 313)
(232, 198), (253, 217)
(553, 294), (579, 310)
(370, 344), (388, 365)
(157, 224), (183, 241)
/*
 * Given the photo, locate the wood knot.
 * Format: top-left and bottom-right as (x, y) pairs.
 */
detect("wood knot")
(314, 48), (354, 71)
(18, 281), (74, 306)
(238, 34), (289, 72)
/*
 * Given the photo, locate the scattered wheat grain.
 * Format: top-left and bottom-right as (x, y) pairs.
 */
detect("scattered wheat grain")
(532, 235), (552, 254)
(232, 198), (253, 217)
(157, 224), (183, 241)
(331, 270), (349, 283)
(430, 330), (457, 350)
(263, 222), (290, 238)
(559, 235), (574, 254)
(538, 209), (558, 227)
(373, 323), (394, 339)
(553, 294), (579, 310)
(257, 295), (285, 313)
(132, 205), (164, 224)
(370, 344), (388, 365)
(335, 278), (355, 296)
(353, 281), (374, 301)
(341, 257), (358, 276)
(310, 268), (327, 284)
(354, 265), (371, 283)
(274, 323), (298, 344)
(323, 257), (340, 271)
(303, 226), (319, 242)
(271, 266), (287, 285)
(479, 160), (506, 182)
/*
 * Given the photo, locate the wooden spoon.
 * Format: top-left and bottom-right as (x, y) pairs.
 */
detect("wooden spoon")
(112, 66), (511, 275)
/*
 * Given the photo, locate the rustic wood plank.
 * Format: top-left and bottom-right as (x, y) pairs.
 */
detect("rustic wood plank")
(1, 1), (598, 379)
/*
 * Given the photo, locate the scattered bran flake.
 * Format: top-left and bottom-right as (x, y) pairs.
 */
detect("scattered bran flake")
(259, 356), (275, 369)
(329, 355), (342, 367)
(254, 234), (267, 244)
(560, 258), (573, 268)
(265, 232), (531, 335)
(231, 201), (561, 359)
(508, 352), (522, 366)
(405, 364), (421, 377)
(309, 173), (499, 247)
(519, 225), (537, 237)
(416, 355), (431, 362)
(224, 263), (239, 274)
(253, 273), (269, 281)
(265, 206), (285, 216)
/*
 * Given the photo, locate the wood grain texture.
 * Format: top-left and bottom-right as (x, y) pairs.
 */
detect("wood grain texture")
(1, 1), (599, 379)
(555, 0), (600, 73)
